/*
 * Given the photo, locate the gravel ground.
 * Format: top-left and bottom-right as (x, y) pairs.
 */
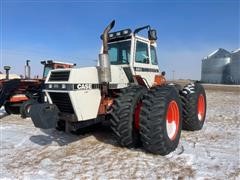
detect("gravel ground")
(0, 86), (240, 179)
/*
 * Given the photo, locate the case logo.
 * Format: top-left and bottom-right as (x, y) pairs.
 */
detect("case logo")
(76, 84), (92, 90)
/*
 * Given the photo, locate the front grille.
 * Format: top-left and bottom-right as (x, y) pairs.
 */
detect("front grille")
(49, 92), (74, 114)
(49, 71), (70, 81)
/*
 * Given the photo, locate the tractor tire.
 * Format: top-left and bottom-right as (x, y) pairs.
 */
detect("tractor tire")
(140, 85), (182, 155)
(180, 82), (207, 131)
(110, 85), (147, 148)
(20, 99), (37, 118)
(4, 103), (20, 115)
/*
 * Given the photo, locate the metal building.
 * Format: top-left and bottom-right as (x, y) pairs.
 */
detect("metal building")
(201, 48), (231, 84)
(230, 49), (240, 84)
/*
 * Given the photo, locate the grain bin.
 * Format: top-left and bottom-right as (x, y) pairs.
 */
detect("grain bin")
(230, 49), (240, 84)
(201, 48), (231, 84)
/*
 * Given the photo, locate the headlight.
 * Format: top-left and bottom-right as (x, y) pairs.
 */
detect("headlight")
(62, 84), (66, 89)
(53, 84), (59, 88)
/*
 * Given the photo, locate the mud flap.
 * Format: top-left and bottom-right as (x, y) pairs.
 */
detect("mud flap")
(29, 103), (59, 129)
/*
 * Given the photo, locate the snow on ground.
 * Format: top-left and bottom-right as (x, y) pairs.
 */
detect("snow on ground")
(0, 107), (5, 117)
(0, 87), (240, 179)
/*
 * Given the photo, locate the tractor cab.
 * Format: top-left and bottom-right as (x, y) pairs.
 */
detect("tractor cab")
(104, 25), (164, 87)
(41, 60), (76, 78)
(105, 26), (158, 66)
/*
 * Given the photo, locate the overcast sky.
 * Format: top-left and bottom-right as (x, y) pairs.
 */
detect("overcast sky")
(1, 0), (239, 80)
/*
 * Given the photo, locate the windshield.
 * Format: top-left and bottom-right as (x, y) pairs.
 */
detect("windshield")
(108, 40), (131, 65)
(43, 66), (53, 78)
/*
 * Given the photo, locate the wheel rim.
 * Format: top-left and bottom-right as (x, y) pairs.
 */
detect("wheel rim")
(134, 102), (142, 130)
(197, 94), (205, 121)
(166, 100), (180, 140)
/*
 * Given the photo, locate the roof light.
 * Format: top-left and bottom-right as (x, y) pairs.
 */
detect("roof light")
(123, 30), (129, 34)
(109, 33), (114, 38)
(101, 29), (132, 40)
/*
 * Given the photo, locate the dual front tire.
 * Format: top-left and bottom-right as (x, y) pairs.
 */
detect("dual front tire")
(110, 83), (206, 155)
(140, 85), (182, 155)
(110, 85), (147, 148)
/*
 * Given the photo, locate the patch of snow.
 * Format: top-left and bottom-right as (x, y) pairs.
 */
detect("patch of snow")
(0, 107), (5, 117)
(232, 48), (240, 54)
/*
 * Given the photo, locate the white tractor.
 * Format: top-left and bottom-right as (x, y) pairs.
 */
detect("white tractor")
(30, 20), (207, 155)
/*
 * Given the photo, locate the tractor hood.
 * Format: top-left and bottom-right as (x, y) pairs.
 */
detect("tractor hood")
(44, 66), (130, 89)
(43, 66), (130, 121)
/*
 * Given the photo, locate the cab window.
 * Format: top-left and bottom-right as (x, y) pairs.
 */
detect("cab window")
(108, 40), (131, 65)
(135, 41), (149, 64)
(43, 66), (53, 78)
(150, 46), (158, 65)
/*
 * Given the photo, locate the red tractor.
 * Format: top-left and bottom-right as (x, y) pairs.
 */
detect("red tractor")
(0, 60), (75, 117)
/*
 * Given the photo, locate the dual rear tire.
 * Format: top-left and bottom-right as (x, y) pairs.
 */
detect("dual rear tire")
(180, 83), (207, 130)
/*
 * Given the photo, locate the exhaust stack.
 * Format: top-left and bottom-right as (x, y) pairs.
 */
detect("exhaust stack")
(98, 20), (115, 83)
(25, 60), (31, 79)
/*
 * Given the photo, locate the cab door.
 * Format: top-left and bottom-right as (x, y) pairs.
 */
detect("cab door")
(132, 37), (160, 87)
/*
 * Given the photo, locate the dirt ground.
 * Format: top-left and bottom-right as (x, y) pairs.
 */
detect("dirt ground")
(0, 85), (240, 179)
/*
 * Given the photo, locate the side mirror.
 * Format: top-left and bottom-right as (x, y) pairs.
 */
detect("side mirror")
(148, 29), (157, 41)
(161, 71), (166, 76)
(41, 61), (46, 65)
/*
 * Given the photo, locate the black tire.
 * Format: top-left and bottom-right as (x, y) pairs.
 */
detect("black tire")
(110, 85), (147, 148)
(140, 85), (182, 155)
(20, 99), (37, 118)
(4, 103), (11, 115)
(4, 102), (20, 115)
(180, 82), (207, 131)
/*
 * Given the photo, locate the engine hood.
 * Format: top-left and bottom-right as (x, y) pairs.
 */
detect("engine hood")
(45, 66), (130, 87)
